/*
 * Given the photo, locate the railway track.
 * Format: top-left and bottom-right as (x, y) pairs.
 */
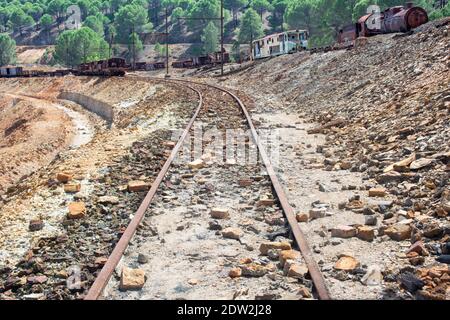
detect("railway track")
(85, 77), (330, 300)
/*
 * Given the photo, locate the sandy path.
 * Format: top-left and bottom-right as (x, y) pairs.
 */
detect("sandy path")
(5, 93), (94, 149)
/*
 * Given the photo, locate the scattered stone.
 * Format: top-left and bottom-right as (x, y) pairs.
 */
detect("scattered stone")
(188, 279), (199, 285)
(398, 272), (424, 293)
(238, 179), (252, 187)
(229, 268), (242, 278)
(384, 224), (411, 241)
(364, 215), (378, 226)
(240, 263), (269, 277)
(257, 197), (275, 207)
(297, 287), (312, 298)
(422, 222), (443, 238)
(357, 226), (375, 242)
(29, 219), (44, 232)
(407, 241), (429, 256)
(369, 188), (387, 197)
(331, 225), (357, 238)
(436, 255), (450, 264)
(309, 208), (326, 220)
(67, 202), (86, 219)
(127, 180), (150, 192)
(361, 265), (383, 286)
(410, 158), (433, 170)
(259, 242), (292, 255)
(334, 255), (360, 271)
(279, 250), (301, 266)
(64, 183), (81, 193)
(137, 253), (148, 264)
(208, 220), (222, 231)
(56, 172), (72, 183)
(407, 252), (425, 265)
(384, 154), (415, 173)
(98, 196), (119, 204)
(340, 161), (352, 170)
(267, 249), (280, 260)
(27, 275), (48, 284)
(363, 207), (377, 215)
(222, 227), (242, 240)
(210, 208), (230, 219)
(119, 267), (146, 291)
(286, 263), (309, 279)
(188, 159), (205, 169)
(296, 212), (309, 222)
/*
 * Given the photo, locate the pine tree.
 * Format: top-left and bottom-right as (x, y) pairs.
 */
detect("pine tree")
(201, 21), (219, 54)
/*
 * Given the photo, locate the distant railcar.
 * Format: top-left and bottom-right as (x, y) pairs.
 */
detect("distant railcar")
(0, 66), (23, 77)
(76, 57), (126, 76)
(172, 50), (230, 69)
(252, 30), (309, 60)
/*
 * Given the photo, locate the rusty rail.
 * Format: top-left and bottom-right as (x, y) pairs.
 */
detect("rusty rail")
(178, 79), (331, 300)
(85, 77), (330, 300)
(84, 81), (203, 300)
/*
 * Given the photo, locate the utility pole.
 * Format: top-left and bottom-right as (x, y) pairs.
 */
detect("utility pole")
(131, 26), (136, 70)
(178, 0), (226, 76)
(220, 0), (224, 76)
(109, 32), (114, 59)
(165, 7), (169, 77)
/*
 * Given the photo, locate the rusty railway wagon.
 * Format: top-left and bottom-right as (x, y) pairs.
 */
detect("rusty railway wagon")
(337, 2), (429, 45)
(172, 50), (230, 69)
(75, 57), (127, 76)
(134, 61), (166, 71)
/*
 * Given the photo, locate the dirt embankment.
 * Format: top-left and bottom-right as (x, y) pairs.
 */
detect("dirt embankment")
(0, 76), (161, 196)
(0, 95), (73, 195)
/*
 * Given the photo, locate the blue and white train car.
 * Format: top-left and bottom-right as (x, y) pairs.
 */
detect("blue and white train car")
(252, 30), (309, 60)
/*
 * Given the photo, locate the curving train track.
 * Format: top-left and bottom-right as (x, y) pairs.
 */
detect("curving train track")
(85, 77), (330, 300)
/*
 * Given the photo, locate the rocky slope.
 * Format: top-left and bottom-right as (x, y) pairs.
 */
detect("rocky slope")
(217, 18), (449, 299)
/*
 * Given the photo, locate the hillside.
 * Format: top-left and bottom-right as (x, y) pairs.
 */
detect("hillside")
(1, 0), (449, 67)
(210, 17), (449, 299)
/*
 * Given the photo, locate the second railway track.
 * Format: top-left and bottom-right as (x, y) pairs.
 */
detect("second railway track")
(86, 77), (330, 300)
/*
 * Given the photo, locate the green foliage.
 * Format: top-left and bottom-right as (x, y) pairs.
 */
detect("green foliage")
(9, 7), (34, 33)
(83, 14), (104, 35)
(40, 13), (53, 30)
(250, 0), (273, 19)
(54, 26), (109, 66)
(0, 33), (16, 66)
(128, 31), (143, 62)
(268, 0), (288, 31)
(114, 3), (151, 42)
(231, 39), (240, 61)
(47, 0), (67, 19)
(201, 21), (219, 53)
(187, 0), (221, 29)
(154, 41), (170, 57)
(429, 2), (450, 20)
(238, 8), (263, 45)
(0, 0), (444, 54)
(224, 0), (247, 27)
(284, 0), (317, 31)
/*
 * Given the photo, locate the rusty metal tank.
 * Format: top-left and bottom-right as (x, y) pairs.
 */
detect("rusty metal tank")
(382, 3), (429, 33)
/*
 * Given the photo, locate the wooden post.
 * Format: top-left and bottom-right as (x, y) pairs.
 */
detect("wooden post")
(221, 0), (224, 76)
(166, 7), (169, 77)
